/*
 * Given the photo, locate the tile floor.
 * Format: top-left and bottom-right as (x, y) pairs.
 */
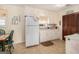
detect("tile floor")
(12, 39), (65, 54)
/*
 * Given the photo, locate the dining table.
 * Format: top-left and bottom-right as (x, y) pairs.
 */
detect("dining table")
(0, 34), (9, 51)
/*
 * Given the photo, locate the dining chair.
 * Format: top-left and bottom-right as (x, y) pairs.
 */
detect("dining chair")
(5, 30), (14, 54)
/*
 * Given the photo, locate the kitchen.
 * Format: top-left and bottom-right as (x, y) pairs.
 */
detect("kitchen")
(0, 1), (78, 59)
(39, 16), (60, 43)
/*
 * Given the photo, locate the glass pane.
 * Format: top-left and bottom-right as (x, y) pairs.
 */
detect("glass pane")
(0, 19), (5, 26)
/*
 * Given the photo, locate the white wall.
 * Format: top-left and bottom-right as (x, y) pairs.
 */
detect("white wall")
(0, 5), (25, 44)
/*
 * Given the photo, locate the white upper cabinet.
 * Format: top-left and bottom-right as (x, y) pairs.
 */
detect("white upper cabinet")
(38, 16), (49, 24)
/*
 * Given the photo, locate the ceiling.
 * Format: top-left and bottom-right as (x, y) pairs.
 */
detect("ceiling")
(0, 4), (78, 12)
(26, 4), (77, 11)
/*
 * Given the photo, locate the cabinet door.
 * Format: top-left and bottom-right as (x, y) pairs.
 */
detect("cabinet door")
(69, 14), (77, 34)
(47, 29), (55, 41)
(62, 15), (69, 40)
(71, 39), (79, 53)
(62, 14), (77, 40)
(76, 13), (79, 33)
(66, 38), (72, 54)
(66, 38), (79, 54)
(40, 30), (48, 42)
(63, 15), (69, 35)
(48, 29), (60, 40)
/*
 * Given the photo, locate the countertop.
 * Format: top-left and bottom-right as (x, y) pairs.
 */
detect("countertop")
(65, 33), (79, 39)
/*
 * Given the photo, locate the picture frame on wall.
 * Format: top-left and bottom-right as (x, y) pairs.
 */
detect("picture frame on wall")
(12, 16), (21, 25)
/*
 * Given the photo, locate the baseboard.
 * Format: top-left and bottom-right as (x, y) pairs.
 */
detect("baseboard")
(13, 41), (25, 44)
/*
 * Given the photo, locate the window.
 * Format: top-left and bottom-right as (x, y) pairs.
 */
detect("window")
(0, 19), (5, 27)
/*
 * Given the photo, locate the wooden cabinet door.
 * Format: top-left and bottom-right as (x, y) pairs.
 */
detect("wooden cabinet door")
(68, 14), (77, 34)
(62, 13), (77, 40)
(63, 15), (68, 35)
(76, 13), (79, 33)
(62, 15), (69, 40)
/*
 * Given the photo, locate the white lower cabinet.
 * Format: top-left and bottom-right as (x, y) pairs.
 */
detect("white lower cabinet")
(40, 29), (47, 42)
(65, 34), (79, 54)
(40, 29), (59, 42)
(66, 38), (72, 54)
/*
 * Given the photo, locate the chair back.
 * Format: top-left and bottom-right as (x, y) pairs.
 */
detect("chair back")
(0, 29), (5, 35)
(8, 30), (14, 42)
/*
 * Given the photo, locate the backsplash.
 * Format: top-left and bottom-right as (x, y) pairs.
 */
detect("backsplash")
(39, 24), (58, 29)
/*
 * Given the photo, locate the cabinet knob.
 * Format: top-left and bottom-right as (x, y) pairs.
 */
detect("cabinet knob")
(68, 38), (70, 40)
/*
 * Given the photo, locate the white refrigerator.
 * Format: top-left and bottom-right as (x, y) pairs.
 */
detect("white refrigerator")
(25, 16), (39, 47)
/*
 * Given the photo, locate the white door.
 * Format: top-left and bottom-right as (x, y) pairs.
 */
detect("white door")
(25, 26), (39, 47)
